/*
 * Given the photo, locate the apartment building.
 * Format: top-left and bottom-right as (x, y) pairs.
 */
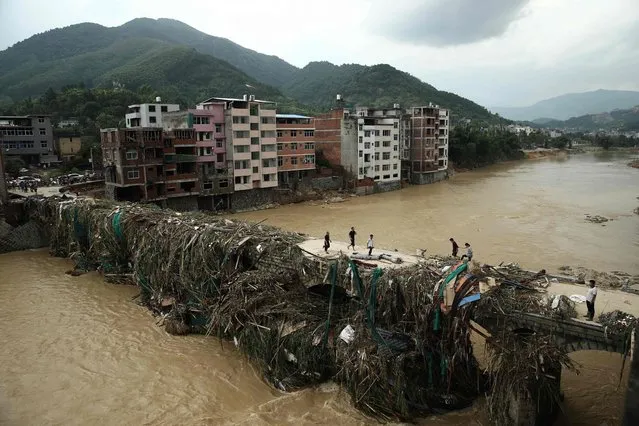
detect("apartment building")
(125, 99), (180, 128)
(351, 106), (403, 185)
(276, 114), (315, 185)
(314, 108), (345, 167)
(199, 95), (278, 192)
(101, 127), (199, 209)
(0, 115), (56, 165)
(406, 105), (449, 184)
(56, 135), (82, 161)
(163, 104), (231, 209)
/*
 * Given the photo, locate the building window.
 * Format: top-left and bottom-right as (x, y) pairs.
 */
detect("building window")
(364, 142), (370, 149)
(374, 165), (380, 171)
(393, 122), (398, 128)
(127, 170), (140, 179)
(277, 157), (283, 167)
(290, 130), (297, 137)
(149, 116), (157, 123)
(393, 164), (398, 170)
(364, 130), (371, 137)
(291, 157), (298, 165)
(358, 124), (363, 131)
(235, 176), (242, 184)
(374, 152), (380, 160)
(126, 150), (138, 160)
(304, 143), (313, 150)
(383, 130), (391, 136)
(383, 141), (391, 147)
(252, 166), (259, 173)
(148, 105), (156, 112)
(303, 154), (314, 164)
(277, 131), (283, 137)
(393, 134), (398, 140)
(161, 106), (168, 113)
(216, 140), (224, 148)
(374, 130), (380, 136)
(219, 179), (229, 188)
(261, 144), (276, 152)
(41, 141), (48, 148)
(251, 137), (259, 145)
(383, 152), (390, 160)
(39, 129), (46, 135)
(194, 116), (210, 125)
(251, 152), (260, 160)
(359, 150), (363, 158)
(394, 145), (398, 151)
(393, 173), (398, 178)
(304, 130), (314, 137)
(215, 124), (222, 133)
(38, 118), (44, 123)
(358, 136), (363, 143)
(277, 143), (283, 150)
(291, 143), (298, 150)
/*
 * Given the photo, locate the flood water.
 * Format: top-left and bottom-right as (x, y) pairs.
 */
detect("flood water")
(1, 152), (638, 425)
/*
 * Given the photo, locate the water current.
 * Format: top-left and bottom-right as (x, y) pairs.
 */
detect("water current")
(1, 152), (637, 425)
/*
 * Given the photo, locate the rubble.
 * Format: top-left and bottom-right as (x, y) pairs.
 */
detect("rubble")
(584, 214), (609, 224)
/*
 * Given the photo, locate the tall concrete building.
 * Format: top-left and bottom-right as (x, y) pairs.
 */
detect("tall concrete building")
(163, 103), (232, 210)
(0, 115), (56, 165)
(125, 101), (180, 128)
(199, 95), (278, 192)
(101, 127), (200, 210)
(406, 104), (449, 184)
(276, 114), (315, 186)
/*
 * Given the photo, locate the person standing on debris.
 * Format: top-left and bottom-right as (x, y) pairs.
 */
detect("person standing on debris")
(585, 279), (597, 321)
(367, 234), (374, 256)
(449, 238), (459, 257)
(461, 243), (473, 261)
(348, 227), (357, 250)
(323, 231), (331, 253)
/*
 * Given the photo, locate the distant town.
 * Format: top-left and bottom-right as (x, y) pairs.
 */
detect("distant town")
(1, 94), (637, 211)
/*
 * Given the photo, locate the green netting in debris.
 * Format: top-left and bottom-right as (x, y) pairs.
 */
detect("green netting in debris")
(112, 211), (123, 240)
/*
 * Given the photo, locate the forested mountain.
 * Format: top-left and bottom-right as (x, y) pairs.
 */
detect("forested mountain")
(0, 18), (495, 121)
(492, 89), (639, 121)
(280, 62), (493, 120)
(536, 106), (639, 131)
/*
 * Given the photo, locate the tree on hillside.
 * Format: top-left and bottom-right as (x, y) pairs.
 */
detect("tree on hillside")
(595, 135), (613, 150)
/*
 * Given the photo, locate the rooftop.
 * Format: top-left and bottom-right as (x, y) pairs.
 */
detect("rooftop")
(276, 114), (312, 119)
(199, 96), (275, 105)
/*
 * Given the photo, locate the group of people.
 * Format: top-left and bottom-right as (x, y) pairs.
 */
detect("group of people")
(10, 180), (38, 193)
(323, 227), (375, 256)
(449, 238), (473, 261)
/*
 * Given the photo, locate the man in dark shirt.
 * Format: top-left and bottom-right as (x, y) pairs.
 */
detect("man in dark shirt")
(348, 227), (357, 249)
(449, 238), (459, 257)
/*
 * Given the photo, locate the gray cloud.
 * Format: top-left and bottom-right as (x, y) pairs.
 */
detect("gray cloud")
(372, 0), (530, 46)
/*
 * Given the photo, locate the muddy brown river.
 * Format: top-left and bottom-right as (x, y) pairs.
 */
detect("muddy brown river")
(1, 152), (638, 425)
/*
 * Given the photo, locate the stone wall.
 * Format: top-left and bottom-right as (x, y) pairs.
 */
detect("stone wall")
(411, 170), (448, 185)
(355, 180), (401, 196)
(307, 176), (343, 191)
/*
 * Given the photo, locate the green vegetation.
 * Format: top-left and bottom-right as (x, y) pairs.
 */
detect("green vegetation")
(449, 125), (524, 169)
(0, 18), (496, 122)
(534, 107), (639, 132)
(4, 157), (27, 177)
(282, 62), (496, 121)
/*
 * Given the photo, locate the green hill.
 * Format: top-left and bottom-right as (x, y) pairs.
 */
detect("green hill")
(281, 62), (494, 120)
(0, 18), (495, 121)
(544, 107), (639, 131)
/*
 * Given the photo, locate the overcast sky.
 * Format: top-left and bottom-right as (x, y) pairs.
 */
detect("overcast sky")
(1, 0), (638, 107)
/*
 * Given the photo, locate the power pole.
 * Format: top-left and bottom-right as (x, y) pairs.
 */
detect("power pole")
(0, 147), (8, 207)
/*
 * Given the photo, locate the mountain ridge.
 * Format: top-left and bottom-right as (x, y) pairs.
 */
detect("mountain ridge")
(491, 89), (639, 121)
(0, 18), (495, 121)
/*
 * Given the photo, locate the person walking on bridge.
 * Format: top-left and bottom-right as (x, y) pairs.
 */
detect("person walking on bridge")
(449, 238), (459, 257)
(323, 231), (331, 253)
(348, 227), (357, 250)
(367, 234), (374, 257)
(585, 279), (597, 321)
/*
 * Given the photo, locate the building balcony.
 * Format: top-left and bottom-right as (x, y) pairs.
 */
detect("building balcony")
(176, 154), (197, 162)
(166, 173), (197, 181)
(231, 108), (249, 116)
(233, 151), (251, 161)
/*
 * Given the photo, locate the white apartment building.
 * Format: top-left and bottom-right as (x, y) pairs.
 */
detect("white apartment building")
(199, 95), (278, 191)
(125, 98), (180, 128)
(354, 107), (402, 183)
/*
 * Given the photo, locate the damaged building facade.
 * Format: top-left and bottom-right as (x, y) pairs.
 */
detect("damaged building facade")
(276, 114), (316, 187)
(313, 97), (450, 191)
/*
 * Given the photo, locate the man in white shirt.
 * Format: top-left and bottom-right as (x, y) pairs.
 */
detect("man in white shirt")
(367, 234), (374, 256)
(585, 279), (597, 321)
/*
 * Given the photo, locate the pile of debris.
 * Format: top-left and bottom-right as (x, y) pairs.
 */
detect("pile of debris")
(584, 214), (609, 224)
(598, 310), (638, 337)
